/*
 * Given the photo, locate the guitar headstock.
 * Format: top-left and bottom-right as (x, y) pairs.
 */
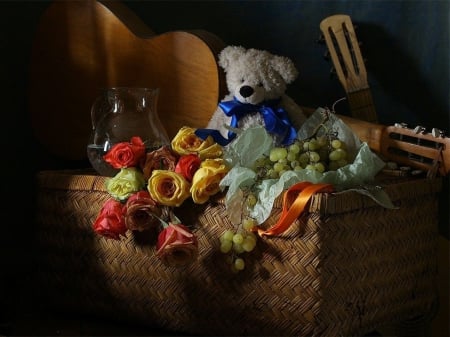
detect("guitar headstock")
(319, 14), (368, 93)
(381, 123), (449, 177)
(319, 14), (378, 123)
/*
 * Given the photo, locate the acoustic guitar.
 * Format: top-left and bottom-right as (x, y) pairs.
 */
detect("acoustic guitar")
(319, 14), (449, 177)
(29, 0), (226, 161)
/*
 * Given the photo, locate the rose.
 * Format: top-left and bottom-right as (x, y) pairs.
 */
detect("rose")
(140, 145), (179, 180)
(171, 126), (223, 159)
(105, 167), (146, 201)
(156, 223), (198, 267)
(93, 198), (127, 240)
(175, 153), (201, 182)
(104, 136), (146, 169)
(190, 158), (230, 204)
(147, 170), (191, 207)
(123, 191), (162, 232)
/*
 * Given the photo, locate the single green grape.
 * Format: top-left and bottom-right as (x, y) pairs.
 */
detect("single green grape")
(233, 242), (245, 254)
(220, 240), (233, 253)
(242, 237), (256, 252)
(269, 147), (287, 162)
(273, 162), (285, 172)
(242, 218), (256, 231)
(222, 230), (234, 242)
(314, 162), (326, 173)
(308, 151), (320, 163)
(234, 258), (245, 270)
(288, 143), (300, 154)
(246, 194), (257, 207)
(331, 139), (342, 149)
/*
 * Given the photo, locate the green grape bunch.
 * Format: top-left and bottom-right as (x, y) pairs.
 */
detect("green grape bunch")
(253, 128), (349, 180)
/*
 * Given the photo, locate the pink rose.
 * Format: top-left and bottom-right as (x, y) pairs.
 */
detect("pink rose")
(123, 191), (162, 232)
(104, 136), (146, 169)
(175, 154), (201, 182)
(140, 145), (179, 180)
(156, 223), (198, 267)
(93, 198), (127, 240)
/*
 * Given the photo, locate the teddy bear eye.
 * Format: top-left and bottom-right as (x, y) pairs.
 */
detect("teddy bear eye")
(258, 82), (264, 87)
(240, 78), (245, 83)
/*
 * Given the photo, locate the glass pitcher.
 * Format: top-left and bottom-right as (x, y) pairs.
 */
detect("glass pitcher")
(87, 87), (170, 176)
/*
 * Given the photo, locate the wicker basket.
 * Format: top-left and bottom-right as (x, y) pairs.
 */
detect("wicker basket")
(34, 169), (441, 336)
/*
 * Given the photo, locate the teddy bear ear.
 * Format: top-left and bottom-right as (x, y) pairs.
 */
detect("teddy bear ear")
(270, 55), (299, 84)
(218, 45), (246, 71)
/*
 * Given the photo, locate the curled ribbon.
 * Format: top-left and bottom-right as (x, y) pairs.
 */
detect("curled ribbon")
(256, 181), (334, 237)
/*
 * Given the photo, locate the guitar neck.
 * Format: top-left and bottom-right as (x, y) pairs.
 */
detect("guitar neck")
(347, 88), (378, 123)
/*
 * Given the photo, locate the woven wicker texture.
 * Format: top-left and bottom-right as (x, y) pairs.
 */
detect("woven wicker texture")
(34, 170), (441, 336)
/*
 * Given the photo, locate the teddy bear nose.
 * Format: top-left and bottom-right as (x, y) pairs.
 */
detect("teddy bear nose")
(239, 85), (254, 98)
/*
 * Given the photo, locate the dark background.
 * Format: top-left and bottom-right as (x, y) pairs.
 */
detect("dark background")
(0, 0), (448, 332)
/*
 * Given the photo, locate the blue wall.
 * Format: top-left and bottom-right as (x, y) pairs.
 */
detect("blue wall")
(124, 0), (449, 132)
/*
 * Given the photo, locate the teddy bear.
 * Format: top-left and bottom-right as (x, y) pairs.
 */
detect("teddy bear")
(196, 45), (307, 146)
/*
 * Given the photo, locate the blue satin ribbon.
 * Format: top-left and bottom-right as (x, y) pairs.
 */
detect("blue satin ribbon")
(195, 97), (297, 146)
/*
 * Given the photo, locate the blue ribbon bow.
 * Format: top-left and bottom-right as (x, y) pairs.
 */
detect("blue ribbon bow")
(195, 97), (297, 146)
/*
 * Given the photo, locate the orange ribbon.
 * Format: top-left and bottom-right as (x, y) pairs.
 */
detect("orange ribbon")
(257, 181), (334, 237)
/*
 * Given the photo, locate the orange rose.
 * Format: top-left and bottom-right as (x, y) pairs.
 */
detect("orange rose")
(104, 136), (146, 169)
(156, 223), (198, 267)
(93, 198), (127, 240)
(140, 145), (179, 180)
(123, 191), (162, 232)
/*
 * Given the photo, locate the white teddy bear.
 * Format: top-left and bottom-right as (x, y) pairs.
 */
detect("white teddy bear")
(198, 45), (307, 146)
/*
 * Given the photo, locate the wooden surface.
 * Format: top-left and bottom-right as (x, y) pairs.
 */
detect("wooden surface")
(28, 0), (226, 160)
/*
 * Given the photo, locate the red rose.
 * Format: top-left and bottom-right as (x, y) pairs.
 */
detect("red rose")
(123, 191), (162, 232)
(104, 136), (146, 169)
(140, 145), (179, 180)
(93, 198), (127, 240)
(175, 154), (201, 182)
(156, 223), (198, 267)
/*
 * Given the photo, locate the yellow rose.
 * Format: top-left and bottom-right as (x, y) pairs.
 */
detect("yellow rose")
(171, 126), (223, 159)
(147, 170), (191, 207)
(105, 167), (146, 201)
(190, 158), (229, 204)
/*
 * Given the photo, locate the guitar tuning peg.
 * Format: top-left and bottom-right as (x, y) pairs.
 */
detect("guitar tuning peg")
(316, 33), (326, 44)
(413, 125), (426, 134)
(394, 122), (408, 128)
(432, 128), (445, 138)
(323, 50), (330, 61)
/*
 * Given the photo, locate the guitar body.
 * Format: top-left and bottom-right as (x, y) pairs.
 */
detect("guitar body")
(29, 0), (226, 160)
